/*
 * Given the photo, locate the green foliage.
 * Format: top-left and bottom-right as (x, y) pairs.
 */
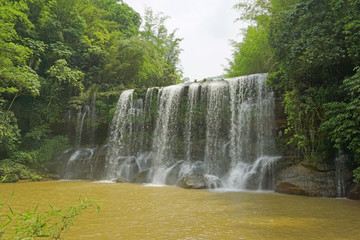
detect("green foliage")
(226, 23), (273, 77)
(31, 136), (70, 167)
(96, 98), (117, 124)
(322, 67), (360, 163)
(283, 88), (327, 160)
(140, 8), (183, 83)
(0, 197), (100, 240)
(47, 59), (85, 99)
(0, 0), (40, 109)
(269, 0), (351, 83)
(104, 35), (164, 87)
(263, 0), (360, 164)
(0, 159), (33, 182)
(354, 167), (360, 183)
(142, 8), (182, 68)
(0, 111), (21, 158)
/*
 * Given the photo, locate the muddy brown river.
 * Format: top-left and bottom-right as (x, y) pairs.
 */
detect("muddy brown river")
(1, 181), (359, 239)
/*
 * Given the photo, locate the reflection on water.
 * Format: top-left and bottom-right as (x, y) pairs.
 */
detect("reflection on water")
(1, 181), (360, 239)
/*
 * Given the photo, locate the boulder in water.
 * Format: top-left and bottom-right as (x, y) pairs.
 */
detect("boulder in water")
(131, 170), (150, 184)
(177, 174), (222, 189)
(115, 177), (128, 183)
(275, 164), (336, 197)
(347, 183), (360, 200)
(204, 174), (223, 188)
(178, 175), (207, 189)
(275, 182), (307, 195)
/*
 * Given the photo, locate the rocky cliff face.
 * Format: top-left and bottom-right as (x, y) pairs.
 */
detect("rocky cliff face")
(347, 184), (360, 200)
(271, 97), (354, 198)
(275, 164), (338, 197)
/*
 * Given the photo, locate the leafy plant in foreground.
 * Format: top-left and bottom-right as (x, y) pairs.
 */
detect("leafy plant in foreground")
(0, 197), (100, 240)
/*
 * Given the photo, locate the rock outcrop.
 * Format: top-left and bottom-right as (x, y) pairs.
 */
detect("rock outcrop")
(347, 183), (360, 200)
(48, 144), (108, 180)
(177, 175), (222, 189)
(275, 164), (337, 197)
(178, 175), (207, 189)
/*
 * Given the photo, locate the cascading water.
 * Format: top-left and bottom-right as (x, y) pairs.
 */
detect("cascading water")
(223, 75), (280, 190)
(335, 150), (347, 198)
(204, 80), (230, 176)
(65, 95), (97, 148)
(184, 83), (200, 162)
(56, 74), (281, 191)
(151, 85), (184, 184)
(106, 90), (137, 180)
(75, 106), (88, 148)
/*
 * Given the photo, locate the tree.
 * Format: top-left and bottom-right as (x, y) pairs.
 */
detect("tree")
(225, 22), (273, 77)
(141, 8), (183, 81)
(46, 59), (84, 105)
(103, 35), (168, 88)
(0, 0), (40, 110)
(0, 111), (20, 159)
(322, 67), (360, 181)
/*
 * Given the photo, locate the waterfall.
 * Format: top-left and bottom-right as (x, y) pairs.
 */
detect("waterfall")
(184, 83), (200, 162)
(87, 95), (97, 146)
(223, 74), (279, 189)
(203, 80), (229, 176)
(66, 95), (97, 148)
(64, 148), (95, 179)
(106, 90), (136, 180)
(151, 85), (184, 183)
(335, 150), (347, 198)
(56, 74), (281, 191)
(75, 106), (88, 148)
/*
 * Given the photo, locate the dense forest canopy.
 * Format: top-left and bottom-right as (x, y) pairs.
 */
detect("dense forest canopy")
(226, 0), (360, 182)
(0, 0), (183, 179)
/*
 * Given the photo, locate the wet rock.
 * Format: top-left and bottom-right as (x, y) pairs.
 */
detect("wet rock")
(275, 164), (337, 197)
(48, 144), (108, 180)
(91, 144), (108, 179)
(178, 175), (207, 189)
(115, 177), (128, 183)
(47, 173), (61, 180)
(347, 183), (360, 200)
(275, 182), (306, 195)
(204, 175), (223, 189)
(132, 170), (150, 184)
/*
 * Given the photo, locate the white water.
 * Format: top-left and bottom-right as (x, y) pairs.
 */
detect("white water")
(204, 80), (229, 176)
(335, 150), (347, 198)
(60, 74), (281, 191)
(184, 83), (200, 162)
(106, 90), (135, 179)
(152, 85), (184, 172)
(66, 95), (97, 148)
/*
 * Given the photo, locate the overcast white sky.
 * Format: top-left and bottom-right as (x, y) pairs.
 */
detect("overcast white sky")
(123, 0), (247, 81)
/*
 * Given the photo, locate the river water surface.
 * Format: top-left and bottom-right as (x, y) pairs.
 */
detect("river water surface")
(1, 181), (359, 239)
